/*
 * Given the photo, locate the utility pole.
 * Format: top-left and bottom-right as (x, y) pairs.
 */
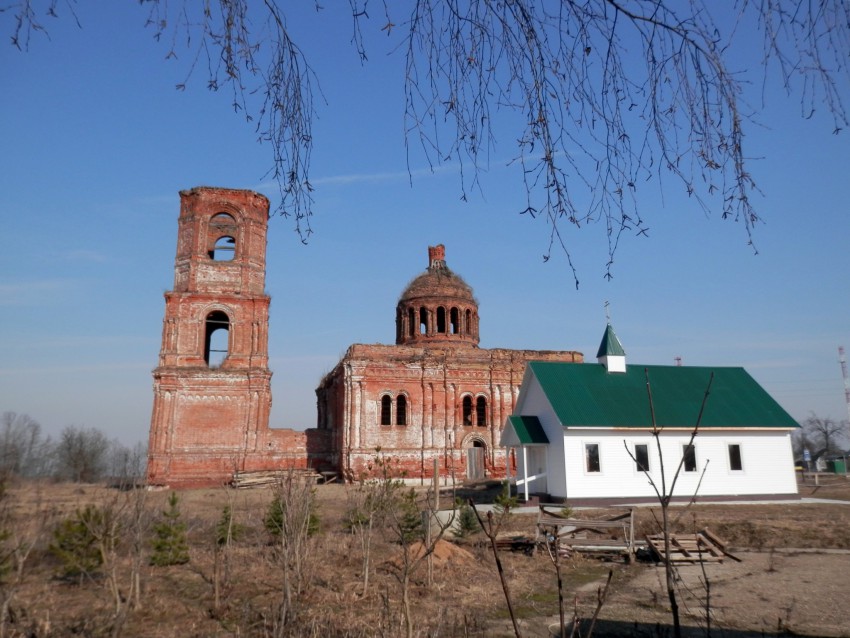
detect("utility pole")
(839, 346), (850, 423)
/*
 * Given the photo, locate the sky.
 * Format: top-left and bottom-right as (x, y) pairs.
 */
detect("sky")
(2, 3), (849, 446)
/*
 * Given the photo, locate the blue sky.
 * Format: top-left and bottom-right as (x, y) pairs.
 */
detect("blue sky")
(2, 3), (849, 445)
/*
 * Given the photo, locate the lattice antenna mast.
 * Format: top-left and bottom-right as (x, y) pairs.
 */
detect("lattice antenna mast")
(839, 346), (850, 422)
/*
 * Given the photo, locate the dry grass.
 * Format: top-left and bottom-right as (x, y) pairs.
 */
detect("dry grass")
(0, 475), (847, 637)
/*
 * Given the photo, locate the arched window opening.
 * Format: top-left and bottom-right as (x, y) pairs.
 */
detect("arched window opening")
(211, 235), (236, 261)
(465, 309), (472, 334)
(204, 310), (230, 368)
(450, 307), (459, 334)
(207, 213), (238, 260)
(419, 308), (428, 335)
(396, 395), (407, 426)
(436, 307), (446, 333)
(408, 308), (415, 337)
(380, 395), (392, 426)
(462, 396), (473, 426)
(476, 396), (487, 427)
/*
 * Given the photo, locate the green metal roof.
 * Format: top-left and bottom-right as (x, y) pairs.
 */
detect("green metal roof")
(595, 324), (625, 358)
(527, 361), (799, 429)
(507, 415), (550, 444)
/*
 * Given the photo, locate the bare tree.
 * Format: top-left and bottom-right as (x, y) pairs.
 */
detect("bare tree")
(469, 499), (522, 638)
(620, 369), (713, 638)
(344, 450), (403, 598)
(795, 413), (849, 464)
(265, 470), (319, 636)
(105, 440), (148, 488)
(6, 2), (849, 281)
(0, 482), (55, 638)
(55, 425), (110, 483)
(0, 412), (53, 480)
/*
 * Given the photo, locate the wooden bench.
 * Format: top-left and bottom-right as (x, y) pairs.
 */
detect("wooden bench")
(537, 506), (636, 562)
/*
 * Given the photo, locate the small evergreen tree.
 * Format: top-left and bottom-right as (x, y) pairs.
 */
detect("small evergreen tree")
(150, 491), (189, 566)
(265, 494), (319, 540)
(49, 505), (104, 580)
(395, 489), (423, 545)
(453, 498), (480, 539)
(493, 480), (517, 517)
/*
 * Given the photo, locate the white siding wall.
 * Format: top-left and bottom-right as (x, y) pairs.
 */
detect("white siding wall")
(514, 378), (566, 496)
(561, 429), (798, 500)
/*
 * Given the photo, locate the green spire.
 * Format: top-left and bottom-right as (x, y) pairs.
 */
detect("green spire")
(596, 324), (625, 358)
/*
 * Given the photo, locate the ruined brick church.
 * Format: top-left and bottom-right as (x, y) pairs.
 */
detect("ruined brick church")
(147, 187), (582, 487)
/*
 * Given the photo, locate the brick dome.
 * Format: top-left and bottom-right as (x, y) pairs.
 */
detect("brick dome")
(395, 245), (479, 346)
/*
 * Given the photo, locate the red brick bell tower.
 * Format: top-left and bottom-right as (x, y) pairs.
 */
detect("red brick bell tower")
(147, 187), (273, 487)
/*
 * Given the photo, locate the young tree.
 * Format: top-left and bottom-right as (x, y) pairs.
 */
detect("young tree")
(623, 369), (714, 638)
(470, 499), (522, 638)
(0, 480), (54, 635)
(150, 492), (189, 567)
(6, 2), (849, 280)
(265, 471), (320, 634)
(49, 505), (107, 582)
(213, 501), (244, 612)
(344, 450), (404, 597)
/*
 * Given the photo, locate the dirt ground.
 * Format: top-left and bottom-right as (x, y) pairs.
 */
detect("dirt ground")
(2, 474), (849, 637)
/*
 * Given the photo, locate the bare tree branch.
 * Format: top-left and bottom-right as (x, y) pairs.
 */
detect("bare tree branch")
(6, 1), (848, 282)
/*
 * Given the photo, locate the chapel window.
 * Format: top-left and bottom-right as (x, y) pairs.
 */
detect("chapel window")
(585, 443), (601, 473)
(683, 444), (697, 472)
(437, 307), (446, 333)
(450, 307), (459, 334)
(728, 444), (743, 471)
(634, 444), (650, 472)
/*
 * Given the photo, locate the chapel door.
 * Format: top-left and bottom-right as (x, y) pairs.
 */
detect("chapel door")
(466, 441), (485, 480)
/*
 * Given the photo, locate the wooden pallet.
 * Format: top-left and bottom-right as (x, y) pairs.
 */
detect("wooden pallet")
(645, 529), (741, 564)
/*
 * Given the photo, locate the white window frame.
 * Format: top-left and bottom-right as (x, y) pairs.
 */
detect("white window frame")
(727, 442), (744, 472)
